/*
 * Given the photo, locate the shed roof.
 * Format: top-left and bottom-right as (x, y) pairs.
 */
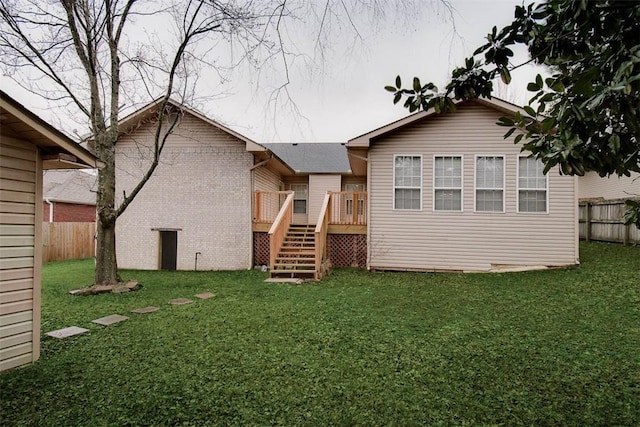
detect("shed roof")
(43, 169), (97, 205)
(0, 90), (101, 169)
(264, 143), (351, 174)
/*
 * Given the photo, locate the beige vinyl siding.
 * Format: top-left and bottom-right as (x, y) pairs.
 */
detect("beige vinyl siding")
(0, 137), (41, 371)
(116, 114), (253, 270)
(368, 103), (578, 272)
(578, 171), (639, 200)
(254, 166), (282, 192)
(341, 176), (366, 190)
(308, 175), (341, 225)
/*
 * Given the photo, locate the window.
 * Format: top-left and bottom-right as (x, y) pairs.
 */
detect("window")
(434, 156), (462, 211)
(290, 184), (307, 214)
(475, 156), (504, 212)
(518, 156), (548, 213)
(393, 155), (422, 210)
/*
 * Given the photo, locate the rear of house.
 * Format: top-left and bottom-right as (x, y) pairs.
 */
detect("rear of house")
(115, 100), (281, 271)
(348, 98), (579, 272)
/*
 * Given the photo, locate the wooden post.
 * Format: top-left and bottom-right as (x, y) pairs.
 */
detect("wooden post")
(623, 222), (630, 246)
(352, 192), (357, 225)
(255, 191), (261, 222)
(585, 202), (591, 242)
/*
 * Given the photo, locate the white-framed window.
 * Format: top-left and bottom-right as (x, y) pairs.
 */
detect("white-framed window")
(475, 155), (505, 212)
(518, 156), (548, 213)
(393, 155), (422, 210)
(433, 155), (463, 211)
(290, 184), (308, 214)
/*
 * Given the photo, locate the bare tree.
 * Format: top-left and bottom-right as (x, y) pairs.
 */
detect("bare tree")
(1, 0), (448, 286)
(0, 0), (292, 286)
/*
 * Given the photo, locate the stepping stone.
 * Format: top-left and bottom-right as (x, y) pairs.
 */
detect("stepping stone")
(169, 298), (193, 306)
(92, 314), (129, 326)
(46, 326), (89, 339)
(130, 306), (160, 314)
(195, 292), (215, 300)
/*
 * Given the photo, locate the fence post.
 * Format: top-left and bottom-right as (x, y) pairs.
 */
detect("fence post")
(585, 202), (591, 242)
(624, 222), (630, 246)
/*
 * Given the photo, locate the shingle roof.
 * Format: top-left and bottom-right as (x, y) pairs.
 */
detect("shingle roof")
(43, 169), (97, 205)
(264, 143), (351, 174)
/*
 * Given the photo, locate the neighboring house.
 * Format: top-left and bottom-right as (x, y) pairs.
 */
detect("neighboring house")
(346, 98), (579, 272)
(43, 169), (97, 222)
(0, 91), (100, 372)
(578, 171), (639, 201)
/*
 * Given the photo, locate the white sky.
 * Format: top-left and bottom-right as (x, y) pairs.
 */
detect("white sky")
(1, 0), (545, 144)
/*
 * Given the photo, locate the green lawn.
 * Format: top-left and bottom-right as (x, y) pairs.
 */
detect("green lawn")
(1, 242), (639, 426)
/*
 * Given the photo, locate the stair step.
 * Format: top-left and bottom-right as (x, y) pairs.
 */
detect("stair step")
(273, 263), (316, 269)
(271, 269), (316, 275)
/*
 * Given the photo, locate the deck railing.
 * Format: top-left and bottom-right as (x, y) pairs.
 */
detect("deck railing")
(254, 191), (290, 223)
(268, 192), (294, 270)
(314, 193), (331, 280)
(328, 191), (367, 225)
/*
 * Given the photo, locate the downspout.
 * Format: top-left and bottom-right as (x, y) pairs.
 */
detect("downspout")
(44, 198), (53, 223)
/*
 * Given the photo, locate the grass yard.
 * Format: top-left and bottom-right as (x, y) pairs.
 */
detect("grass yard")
(1, 242), (639, 426)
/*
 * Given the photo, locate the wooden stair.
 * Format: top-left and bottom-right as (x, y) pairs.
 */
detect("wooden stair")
(270, 225), (317, 279)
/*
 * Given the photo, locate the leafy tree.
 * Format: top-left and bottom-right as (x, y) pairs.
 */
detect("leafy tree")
(387, 0), (640, 227)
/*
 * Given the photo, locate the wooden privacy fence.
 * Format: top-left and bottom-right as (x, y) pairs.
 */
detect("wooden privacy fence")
(579, 200), (640, 245)
(42, 222), (96, 262)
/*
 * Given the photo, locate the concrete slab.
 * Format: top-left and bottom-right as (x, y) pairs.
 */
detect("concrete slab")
(168, 298), (193, 306)
(195, 292), (215, 300)
(92, 314), (129, 326)
(46, 326), (89, 339)
(130, 306), (160, 314)
(264, 277), (304, 284)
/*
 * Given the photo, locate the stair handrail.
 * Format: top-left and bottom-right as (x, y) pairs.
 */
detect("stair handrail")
(268, 191), (294, 271)
(314, 193), (331, 280)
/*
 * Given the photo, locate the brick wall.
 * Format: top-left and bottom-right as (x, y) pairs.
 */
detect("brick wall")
(115, 113), (254, 271)
(43, 202), (96, 222)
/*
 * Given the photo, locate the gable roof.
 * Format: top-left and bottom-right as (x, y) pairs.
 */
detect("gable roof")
(116, 97), (268, 152)
(347, 97), (525, 148)
(0, 90), (102, 169)
(43, 169), (97, 205)
(264, 143), (351, 174)
(113, 97), (295, 175)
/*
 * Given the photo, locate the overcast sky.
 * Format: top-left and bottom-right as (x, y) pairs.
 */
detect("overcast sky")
(1, 0), (545, 144)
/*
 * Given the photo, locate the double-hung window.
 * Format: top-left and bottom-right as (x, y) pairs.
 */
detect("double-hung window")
(475, 155), (504, 212)
(393, 155), (422, 210)
(434, 156), (463, 211)
(518, 156), (548, 213)
(290, 184), (308, 214)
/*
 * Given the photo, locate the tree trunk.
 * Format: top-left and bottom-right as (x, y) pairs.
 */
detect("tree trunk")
(94, 133), (121, 286)
(95, 215), (120, 285)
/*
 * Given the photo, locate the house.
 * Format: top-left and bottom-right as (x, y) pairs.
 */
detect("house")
(114, 99), (291, 271)
(346, 97), (579, 272)
(0, 91), (100, 371)
(43, 169), (97, 222)
(115, 96), (578, 279)
(578, 172), (639, 201)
